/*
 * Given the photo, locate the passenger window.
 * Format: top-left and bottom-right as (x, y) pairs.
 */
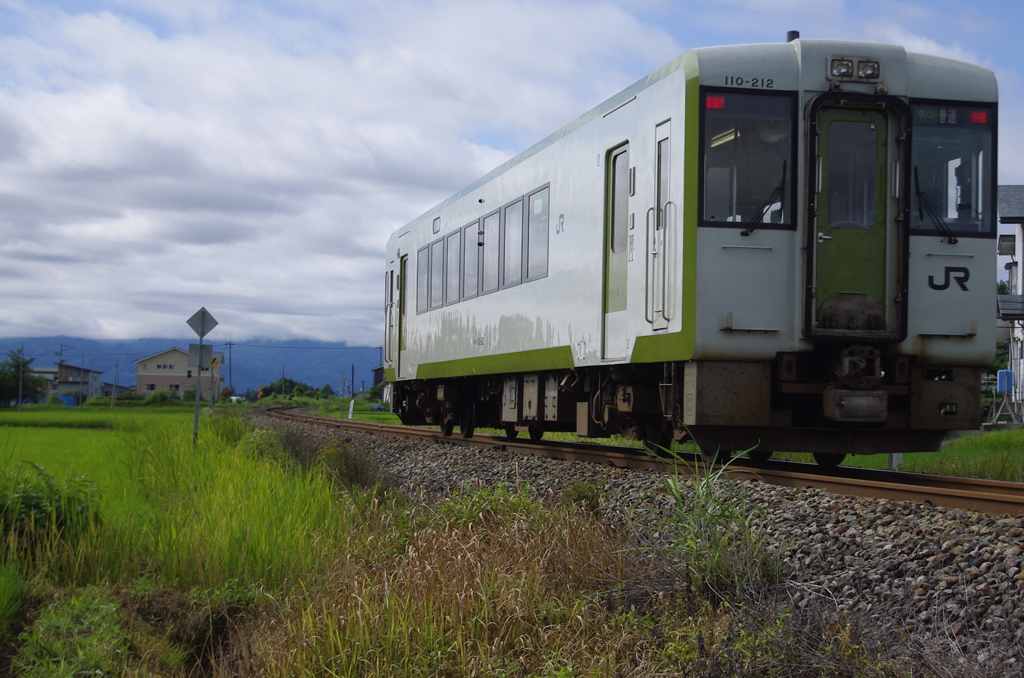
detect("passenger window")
(445, 230), (461, 305)
(416, 246), (429, 314)
(526, 187), (549, 280)
(462, 221), (479, 299)
(701, 90), (795, 228)
(481, 211), (500, 294)
(503, 199), (524, 287)
(429, 239), (444, 310)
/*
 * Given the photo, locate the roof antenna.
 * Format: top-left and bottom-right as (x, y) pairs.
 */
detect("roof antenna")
(786, 30), (800, 42)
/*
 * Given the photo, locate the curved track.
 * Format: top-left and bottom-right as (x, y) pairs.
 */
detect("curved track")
(265, 408), (1024, 516)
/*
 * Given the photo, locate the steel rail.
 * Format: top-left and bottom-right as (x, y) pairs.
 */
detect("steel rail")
(264, 408), (1024, 516)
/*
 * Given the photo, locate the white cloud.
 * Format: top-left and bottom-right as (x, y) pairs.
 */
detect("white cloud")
(0, 0), (680, 342)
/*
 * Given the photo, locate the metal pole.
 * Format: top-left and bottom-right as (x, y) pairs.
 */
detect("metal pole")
(193, 329), (204, 445)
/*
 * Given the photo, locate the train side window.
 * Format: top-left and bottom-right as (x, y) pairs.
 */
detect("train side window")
(481, 211), (500, 294)
(462, 221), (479, 299)
(502, 199), (524, 288)
(610, 147), (629, 253)
(444, 230), (462, 306)
(429, 238), (444, 310)
(700, 89), (796, 229)
(416, 246), (429, 314)
(526, 186), (550, 281)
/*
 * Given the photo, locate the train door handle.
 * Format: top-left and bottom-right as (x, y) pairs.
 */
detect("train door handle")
(817, 233), (833, 243)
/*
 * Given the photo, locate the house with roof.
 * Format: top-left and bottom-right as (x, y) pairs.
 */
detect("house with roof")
(995, 185), (1024, 418)
(30, 363), (105, 403)
(135, 347), (224, 400)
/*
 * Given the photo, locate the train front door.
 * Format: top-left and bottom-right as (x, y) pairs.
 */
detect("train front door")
(809, 101), (906, 340)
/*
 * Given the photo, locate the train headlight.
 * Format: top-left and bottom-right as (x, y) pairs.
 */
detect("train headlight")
(857, 60), (880, 79)
(830, 58), (854, 77)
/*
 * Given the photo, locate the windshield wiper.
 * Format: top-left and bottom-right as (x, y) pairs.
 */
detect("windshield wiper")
(914, 166), (958, 244)
(741, 160), (786, 237)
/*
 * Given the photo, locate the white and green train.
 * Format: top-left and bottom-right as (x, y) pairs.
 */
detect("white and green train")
(383, 35), (997, 464)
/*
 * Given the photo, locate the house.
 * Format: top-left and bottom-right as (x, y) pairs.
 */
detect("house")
(135, 347), (224, 399)
(30, 363), (105, 402)
(996, 185), (1024, 417)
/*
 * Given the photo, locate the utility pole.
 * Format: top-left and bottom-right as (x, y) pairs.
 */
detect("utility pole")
(17, 345), (23, 412)
(110, 360), (119, 407)
(351, 363), (355, 396)
(225, 341), (234, 392)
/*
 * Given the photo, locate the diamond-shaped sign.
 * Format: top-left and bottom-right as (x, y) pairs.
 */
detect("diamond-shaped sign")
(187, 307), (218, 339)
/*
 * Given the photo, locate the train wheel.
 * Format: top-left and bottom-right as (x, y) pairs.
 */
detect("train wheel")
(441, 418), (454, 437)
(642, 421), (672, 455)
(459, 403), (475, 439)
(504, 425), (518, 441)
(528, 425), (543, 441)
(813, 453), (845, 468)
(748, 450), (773, 462)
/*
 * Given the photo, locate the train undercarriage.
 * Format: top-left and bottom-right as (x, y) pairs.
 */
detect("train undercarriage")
(391, 345), (981, 465)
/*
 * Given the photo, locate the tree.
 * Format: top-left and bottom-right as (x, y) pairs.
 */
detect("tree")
(0, 349), (47, 406)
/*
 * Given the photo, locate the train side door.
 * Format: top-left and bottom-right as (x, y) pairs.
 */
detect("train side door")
(385, 256), (407, 377)
(647, 122), (671, 331)
(809, 102), (906, 340)
(603, 143), (630, 359)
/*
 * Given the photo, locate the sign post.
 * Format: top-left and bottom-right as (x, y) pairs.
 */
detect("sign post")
(187, 307), (218, 445)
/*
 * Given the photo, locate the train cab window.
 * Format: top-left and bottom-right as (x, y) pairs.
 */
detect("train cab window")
(502, 199), (524, 288)
(910, 102), (994, 237)
(481, 211), (500, 294)
(416, 246), (429, 314)
(445, 230), (461, 306)
(429, 239), (444, 310)
(526, 186), (549, 280)
(700, 90), (795, 229)
(462, 221), (479, 299)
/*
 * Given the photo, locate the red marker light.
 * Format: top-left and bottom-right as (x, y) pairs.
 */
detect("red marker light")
(969, 111), (988, 124)
(706, 96), (726, 110)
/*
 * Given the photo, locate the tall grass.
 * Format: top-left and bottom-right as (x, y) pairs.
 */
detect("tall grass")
(661, 457), (786, 598)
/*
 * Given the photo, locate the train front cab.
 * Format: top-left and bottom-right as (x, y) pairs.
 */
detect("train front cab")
(688, 50), (997, 463)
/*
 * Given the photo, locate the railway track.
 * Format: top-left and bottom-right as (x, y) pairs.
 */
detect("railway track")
(265, 408), (1024, 516)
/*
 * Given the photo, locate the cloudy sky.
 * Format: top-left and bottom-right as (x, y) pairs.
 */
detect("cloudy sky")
(1, 0), (1021, 345)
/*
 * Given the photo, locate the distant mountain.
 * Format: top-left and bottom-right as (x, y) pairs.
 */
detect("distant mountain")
(0, 337), (381, 395)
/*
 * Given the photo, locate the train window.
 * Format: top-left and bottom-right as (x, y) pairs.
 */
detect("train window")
(610, 149), (629, 253)
(828, 121), (878, 229)
(416, 246), (429, 314)
(429, 239), (444, 310)
(700, 89), (795, 229)
(526, 186), (549, 280)
(432, 217), (440, 234)
(502, 199), (524, 288)
(481, 211), (500, 294)
(445, 230), (461, 306)
(462, 221), (479, 299)
(910, 102), (994, 237)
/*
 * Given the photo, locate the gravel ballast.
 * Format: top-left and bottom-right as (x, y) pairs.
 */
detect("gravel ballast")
(249, 410), (1024, 675)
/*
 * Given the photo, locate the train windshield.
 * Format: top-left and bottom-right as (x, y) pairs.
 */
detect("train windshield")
(701, 90), (795, 228)
(910, 102), (994, 237)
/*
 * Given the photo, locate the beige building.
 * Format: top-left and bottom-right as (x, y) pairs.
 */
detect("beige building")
(135, 347), (224, 399)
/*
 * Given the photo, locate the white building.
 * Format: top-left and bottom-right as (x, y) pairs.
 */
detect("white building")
(996, 185), (1024, 417)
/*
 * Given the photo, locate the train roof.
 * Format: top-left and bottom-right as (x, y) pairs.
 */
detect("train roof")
(392, 38), (997, 242)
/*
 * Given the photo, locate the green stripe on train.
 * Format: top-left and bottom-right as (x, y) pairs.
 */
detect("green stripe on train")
(413, 346), (574, 380)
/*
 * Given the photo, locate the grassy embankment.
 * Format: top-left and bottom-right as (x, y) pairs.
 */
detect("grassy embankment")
(0, 402), (953, 676)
